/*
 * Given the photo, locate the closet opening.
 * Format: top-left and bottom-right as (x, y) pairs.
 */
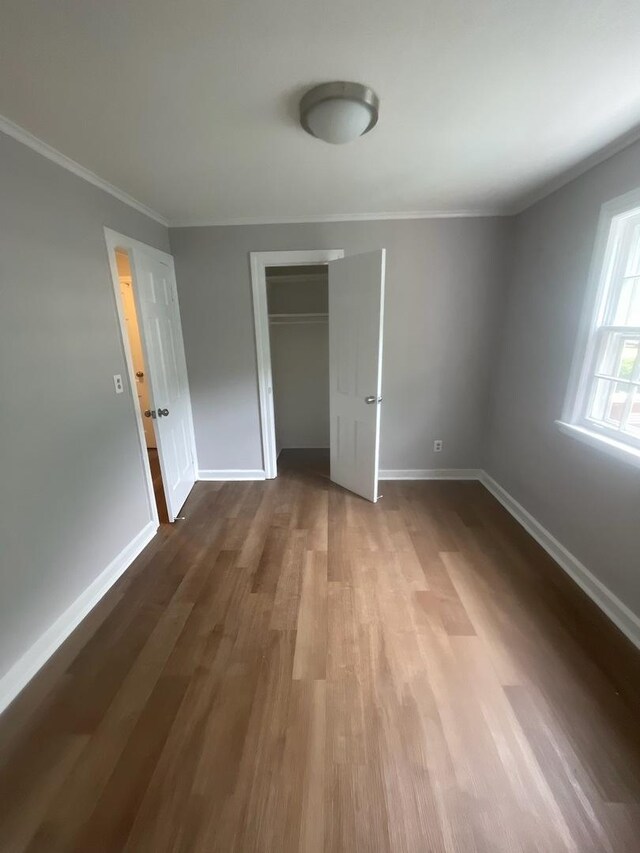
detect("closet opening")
(252, 247), (385, 501)
(266, 264), (329, 477)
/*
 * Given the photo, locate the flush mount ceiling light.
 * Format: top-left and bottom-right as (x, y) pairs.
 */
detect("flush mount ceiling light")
(300, 81), (380, 145)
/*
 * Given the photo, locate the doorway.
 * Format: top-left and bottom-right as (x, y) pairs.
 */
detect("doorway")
(251, 249), (386, 502)
(115, 249), (169, 523)
(267, 264), (330, 476)
(106, 229), (198, 523)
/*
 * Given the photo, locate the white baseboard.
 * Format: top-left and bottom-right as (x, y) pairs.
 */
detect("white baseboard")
(198, 469), (266, 481)
(0, 520), (157, 715)
(379, 468), (482, 480)
(480, 471), (640, 650)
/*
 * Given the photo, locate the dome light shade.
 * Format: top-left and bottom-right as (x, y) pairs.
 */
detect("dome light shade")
(300, 82), (379, 145)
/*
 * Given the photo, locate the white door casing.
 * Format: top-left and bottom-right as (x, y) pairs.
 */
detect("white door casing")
(106, 229), (197, 526)
(250, 249), (345, 478)
(329, 250), (386, 502)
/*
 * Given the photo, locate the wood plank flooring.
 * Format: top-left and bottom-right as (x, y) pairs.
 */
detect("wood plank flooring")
(148, 447), (169, 525)
(1, 448), (639, 852)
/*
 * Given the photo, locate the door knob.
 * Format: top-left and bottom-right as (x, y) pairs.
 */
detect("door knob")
(365, 396), (383, 404)
(144, 409), (156, 419)
(157, 408), (170, 417)
(135, 371), (144, 379)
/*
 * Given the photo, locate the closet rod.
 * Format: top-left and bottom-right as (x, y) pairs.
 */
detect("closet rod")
(268, 312), (328, 325)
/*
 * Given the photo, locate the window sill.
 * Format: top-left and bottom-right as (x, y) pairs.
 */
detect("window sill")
(555, 421), (640, 469)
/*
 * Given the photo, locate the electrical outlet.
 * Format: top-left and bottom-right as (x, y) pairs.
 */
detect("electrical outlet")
(433, 439), (443, 452)
(113, 374), (124, 394)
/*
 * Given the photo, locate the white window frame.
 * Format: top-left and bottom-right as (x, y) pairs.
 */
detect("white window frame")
(558, 187), (640, 468)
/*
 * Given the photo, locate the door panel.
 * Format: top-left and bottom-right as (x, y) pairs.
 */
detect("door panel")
(329, 250), (385, 502)
(132, 250), (196, 520)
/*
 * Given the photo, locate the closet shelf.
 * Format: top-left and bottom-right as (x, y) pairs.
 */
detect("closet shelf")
(268, 312), (328, 325)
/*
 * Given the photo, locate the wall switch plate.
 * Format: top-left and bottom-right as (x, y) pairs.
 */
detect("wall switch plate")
(113, 374), (124, 394)
(433, 439), (443, 452)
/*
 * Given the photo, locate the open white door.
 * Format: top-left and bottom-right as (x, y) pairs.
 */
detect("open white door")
(329, 249), (385, 502)
(132, 248), (196, 521)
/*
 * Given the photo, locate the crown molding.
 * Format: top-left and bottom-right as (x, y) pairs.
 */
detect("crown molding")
(0, 114), (169, 227)
(512, 123), (640, 215)
(5, 108), (640, 228)
(169, 208), (508, 228)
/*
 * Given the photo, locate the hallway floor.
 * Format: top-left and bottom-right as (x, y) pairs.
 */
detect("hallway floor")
(0, 454), (639, 851)
(148, 447), (169, 525)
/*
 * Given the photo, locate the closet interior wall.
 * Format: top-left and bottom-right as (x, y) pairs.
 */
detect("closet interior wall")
(266, 266), (330, 454)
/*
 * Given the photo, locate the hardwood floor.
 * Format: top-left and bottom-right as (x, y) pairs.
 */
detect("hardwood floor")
(1, 449), (639, 852)
(148, 447), (169, 525)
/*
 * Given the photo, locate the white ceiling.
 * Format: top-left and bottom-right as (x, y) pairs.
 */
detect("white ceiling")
(1, 0), (640, 225)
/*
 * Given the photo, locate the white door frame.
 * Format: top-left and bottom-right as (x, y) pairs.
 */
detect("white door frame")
(104, 227), (198, 521)
(250, 249), (344, 479)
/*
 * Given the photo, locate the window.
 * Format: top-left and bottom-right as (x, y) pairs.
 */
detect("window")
(561, 195), (640, 462)
(582, 210), (640, 445)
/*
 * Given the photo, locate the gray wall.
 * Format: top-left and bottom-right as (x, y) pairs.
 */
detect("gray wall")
(270, 322), (330, 451)
(0, 131), (168, 683)
(170, 218), (512, 473)
(486, 138), (640, 618)
(266, 271), (328, 314)
(268, 276), (330, 451)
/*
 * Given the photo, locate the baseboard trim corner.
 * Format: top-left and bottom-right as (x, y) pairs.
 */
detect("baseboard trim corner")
(0, 520), (157, 716)
(198, 469), (266, 481)
(379, 468), (482, 480)
(479, 471), (640, 650)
